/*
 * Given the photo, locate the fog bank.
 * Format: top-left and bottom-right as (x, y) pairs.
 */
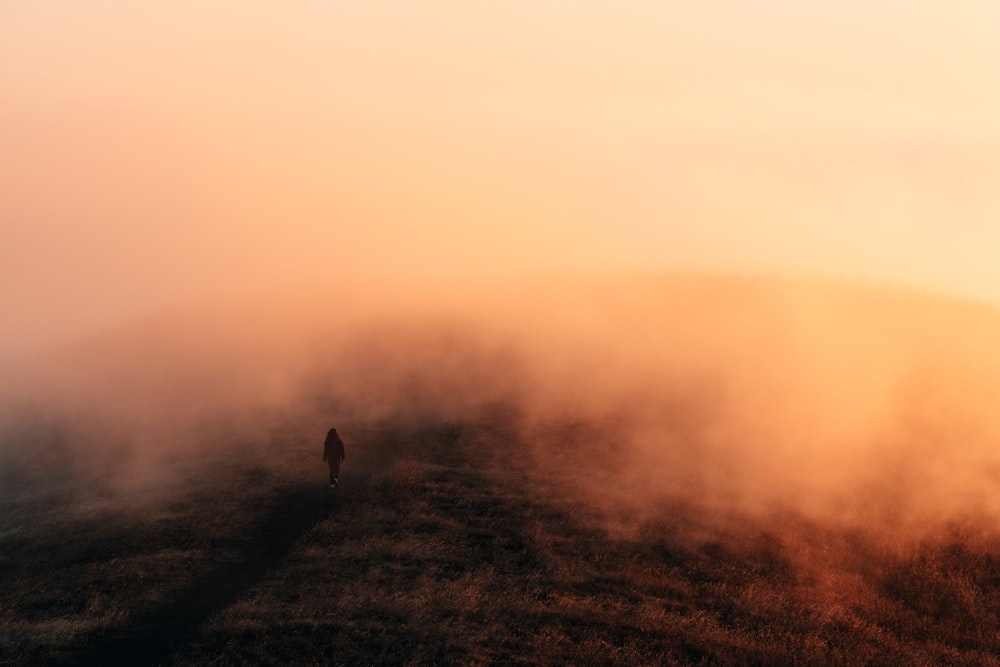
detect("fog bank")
(4, 275), (1000, 546)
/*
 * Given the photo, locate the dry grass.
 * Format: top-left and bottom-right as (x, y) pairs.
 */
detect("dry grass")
(4, 417), (1000, 665)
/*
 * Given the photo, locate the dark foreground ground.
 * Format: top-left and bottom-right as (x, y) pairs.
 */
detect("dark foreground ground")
(4, 418), (1000, 666)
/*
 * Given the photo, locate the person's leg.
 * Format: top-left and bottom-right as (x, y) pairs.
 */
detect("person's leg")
(329, 460), (340, 485)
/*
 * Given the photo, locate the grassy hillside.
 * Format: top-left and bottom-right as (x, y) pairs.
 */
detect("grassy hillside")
(3, 415), (1000, 665)
(5, 275), (1000, 664)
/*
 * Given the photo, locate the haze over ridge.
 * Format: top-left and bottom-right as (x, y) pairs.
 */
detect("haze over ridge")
(3, 275), (1000, 549)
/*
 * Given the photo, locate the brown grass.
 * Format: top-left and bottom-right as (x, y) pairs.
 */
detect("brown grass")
(4, 416), (1000, 665)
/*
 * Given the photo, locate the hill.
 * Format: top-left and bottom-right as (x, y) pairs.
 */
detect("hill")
(5, 274), (1000, 664)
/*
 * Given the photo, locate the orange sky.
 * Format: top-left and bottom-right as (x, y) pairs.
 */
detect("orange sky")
(2, 1), (1000, 357)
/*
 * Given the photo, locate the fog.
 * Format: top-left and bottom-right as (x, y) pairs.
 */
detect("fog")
(4, 275), (1000, 554)
(6, 1), (1000, 577)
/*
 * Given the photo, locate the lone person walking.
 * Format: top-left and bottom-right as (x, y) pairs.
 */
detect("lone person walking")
(323, 427), (346, 488)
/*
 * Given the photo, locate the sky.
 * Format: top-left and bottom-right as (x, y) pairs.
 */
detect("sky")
(3, 0), (1000, 358)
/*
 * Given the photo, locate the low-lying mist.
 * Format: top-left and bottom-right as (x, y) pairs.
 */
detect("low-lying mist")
(4, 273), (1000, 547)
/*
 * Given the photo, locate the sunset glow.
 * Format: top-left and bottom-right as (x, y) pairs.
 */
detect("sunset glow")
(3, 1), (1000, 356)
(9, 4), (1000, 663)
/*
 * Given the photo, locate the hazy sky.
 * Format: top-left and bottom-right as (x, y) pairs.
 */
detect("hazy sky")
(3, 0), (1000, 357)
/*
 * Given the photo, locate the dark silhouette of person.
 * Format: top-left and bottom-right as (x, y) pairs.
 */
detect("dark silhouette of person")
(323, 427), (346, 488)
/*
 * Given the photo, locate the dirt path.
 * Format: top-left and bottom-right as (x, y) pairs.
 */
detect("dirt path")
(59, 482), (337, 667)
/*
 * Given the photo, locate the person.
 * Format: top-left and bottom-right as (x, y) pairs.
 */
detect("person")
(323, 427), (346, 488)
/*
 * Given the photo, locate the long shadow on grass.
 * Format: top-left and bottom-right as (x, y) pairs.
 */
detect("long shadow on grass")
(61, 482), (337, 667)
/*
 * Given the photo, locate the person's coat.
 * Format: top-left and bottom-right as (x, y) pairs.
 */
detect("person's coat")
(323, 428), (346, 462)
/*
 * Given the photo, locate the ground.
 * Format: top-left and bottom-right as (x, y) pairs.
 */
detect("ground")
(3, 415), (1000, 666)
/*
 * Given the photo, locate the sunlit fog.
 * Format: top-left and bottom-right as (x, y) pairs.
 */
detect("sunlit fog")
(3, 1), (1000, 357)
